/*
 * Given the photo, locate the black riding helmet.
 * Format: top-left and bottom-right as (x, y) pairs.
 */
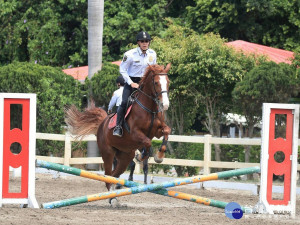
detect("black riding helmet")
(136, 31), (151, 42)
(116, 75), (125, 86)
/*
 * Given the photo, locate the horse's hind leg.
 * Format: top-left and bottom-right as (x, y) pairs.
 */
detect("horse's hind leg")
(112, 157), (117, 170)
(101, 150), (120, 207)
(143, 158), (148, 184)
(128, 160), (136, 181)
(109, 150), (135, 207)
(113, 150), (135, 178)
(101, 148), (115, 191)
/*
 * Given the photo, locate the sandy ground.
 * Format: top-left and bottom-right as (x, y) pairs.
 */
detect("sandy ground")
(1, 173), (300, 225)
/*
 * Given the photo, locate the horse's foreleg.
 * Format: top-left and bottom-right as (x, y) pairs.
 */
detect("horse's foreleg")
(134, 132), (152, 162)
(136, 146), (152, 162)
(154, 125), (171, 163)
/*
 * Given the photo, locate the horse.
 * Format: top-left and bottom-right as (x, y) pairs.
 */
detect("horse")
(64, 63), (171, 206)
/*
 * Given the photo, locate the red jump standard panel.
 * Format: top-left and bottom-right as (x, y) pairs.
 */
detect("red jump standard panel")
(2, 99), (30, 198)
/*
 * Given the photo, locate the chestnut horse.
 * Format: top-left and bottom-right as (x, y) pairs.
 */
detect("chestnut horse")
(64, 63), (171, 205)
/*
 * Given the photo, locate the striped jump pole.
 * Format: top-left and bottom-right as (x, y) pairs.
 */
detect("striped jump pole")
(36, 160), (137, 187)
(41, 163), (260, 209)
(155, 190), (254, 213)
(37, 160), (256, 212)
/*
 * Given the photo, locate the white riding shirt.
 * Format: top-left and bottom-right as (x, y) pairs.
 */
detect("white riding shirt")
(120, 47), (157, 85)
(108, 86), (124, 111)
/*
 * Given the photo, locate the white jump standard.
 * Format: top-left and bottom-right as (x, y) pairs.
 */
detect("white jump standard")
(255, 103), (299, 217)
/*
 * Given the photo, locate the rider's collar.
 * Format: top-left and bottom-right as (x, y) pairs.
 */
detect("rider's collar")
(137, 47), (148, 56)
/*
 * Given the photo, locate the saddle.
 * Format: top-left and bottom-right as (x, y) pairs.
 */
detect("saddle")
(108, 105), (132, 129)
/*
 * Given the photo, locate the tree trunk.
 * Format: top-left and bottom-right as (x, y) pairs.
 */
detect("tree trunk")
(214, 144), (222, 161)
(213, 118), (222, 170)
(86, 0), (104, 170)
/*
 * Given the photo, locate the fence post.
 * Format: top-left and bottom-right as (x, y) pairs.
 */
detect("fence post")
(64, 132), (72, 166)
(203, 134), (212, 175)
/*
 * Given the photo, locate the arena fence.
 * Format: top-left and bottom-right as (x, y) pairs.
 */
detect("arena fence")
(35, 132), (300, 175)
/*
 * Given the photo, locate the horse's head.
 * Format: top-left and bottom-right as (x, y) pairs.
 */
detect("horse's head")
(141, 63), (171, 111)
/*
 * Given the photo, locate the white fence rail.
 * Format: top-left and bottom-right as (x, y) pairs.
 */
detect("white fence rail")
(35, 132), (300, 175)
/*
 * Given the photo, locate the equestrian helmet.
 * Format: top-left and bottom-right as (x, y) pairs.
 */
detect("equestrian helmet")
(136, 31), (151, 42)
(116, 75), (125, 86)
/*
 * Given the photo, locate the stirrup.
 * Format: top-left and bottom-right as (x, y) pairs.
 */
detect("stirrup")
(113, 125), (123, 137)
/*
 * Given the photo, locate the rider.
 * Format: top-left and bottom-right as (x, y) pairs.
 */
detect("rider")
(113, 31), (157, 137)
(108, 75), (125, 114)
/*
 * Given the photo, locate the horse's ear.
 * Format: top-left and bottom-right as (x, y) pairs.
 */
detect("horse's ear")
(148, 64), (155, 73)
(165, 63), (171, 73)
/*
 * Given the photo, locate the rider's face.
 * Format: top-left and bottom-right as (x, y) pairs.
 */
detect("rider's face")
(138, 40), (150, 52)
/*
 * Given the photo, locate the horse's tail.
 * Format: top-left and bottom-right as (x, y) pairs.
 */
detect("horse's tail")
(64, 101), (107, 140)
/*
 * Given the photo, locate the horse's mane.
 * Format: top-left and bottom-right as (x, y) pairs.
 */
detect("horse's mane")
(140, 64), (165, 84)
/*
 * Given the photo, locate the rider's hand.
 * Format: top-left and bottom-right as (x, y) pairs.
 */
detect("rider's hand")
(108, 110), (112, 114)
(131, 82), (139, 89)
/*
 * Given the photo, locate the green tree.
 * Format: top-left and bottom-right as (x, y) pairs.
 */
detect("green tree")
(152, 23), (256, 164)
(1, 0), (170, 65)
(0, 62), (83, 155)
(186, 0), (300, 51)
(0, 0), (87, 66)
(102, 0), (168, 61)
(151, 23), (198, 136)
(232, 61), (300, 163)
(87, 63), (120, 109)
(1, 0), (299, 67)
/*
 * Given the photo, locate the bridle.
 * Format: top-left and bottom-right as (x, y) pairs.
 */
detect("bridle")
(135, 72), (169, 114)
(152, 73), (169, 99)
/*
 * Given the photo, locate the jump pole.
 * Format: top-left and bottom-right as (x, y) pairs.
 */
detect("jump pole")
(37, 160), (256, 212)
(41, 165), (260, 209)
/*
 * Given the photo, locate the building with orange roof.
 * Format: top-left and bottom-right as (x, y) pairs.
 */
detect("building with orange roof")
(62, 61), (121, 83)
(63, 41), (294, 82)
(226, 40), (294, 64)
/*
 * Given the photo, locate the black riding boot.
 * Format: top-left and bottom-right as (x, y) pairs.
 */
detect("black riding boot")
(113, 106), (125, 137)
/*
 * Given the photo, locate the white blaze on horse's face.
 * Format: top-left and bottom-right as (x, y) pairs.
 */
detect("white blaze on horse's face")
(159, 75), (169, 110)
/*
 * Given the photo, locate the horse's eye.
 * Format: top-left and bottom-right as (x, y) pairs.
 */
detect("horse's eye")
(154, 82), (158, 85)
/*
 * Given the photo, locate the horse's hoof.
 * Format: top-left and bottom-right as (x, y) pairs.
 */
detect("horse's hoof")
(109, 198), (120, 208)
(116, 184), (122, 189)
(154, 154), (164, 163)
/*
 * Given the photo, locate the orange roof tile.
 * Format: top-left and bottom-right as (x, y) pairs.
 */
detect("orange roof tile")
(226, 40), (294, 64)
(62, 61), (122, 82)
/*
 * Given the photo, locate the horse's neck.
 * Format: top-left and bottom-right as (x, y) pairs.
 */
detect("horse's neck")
(137, 88), (157, 110)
